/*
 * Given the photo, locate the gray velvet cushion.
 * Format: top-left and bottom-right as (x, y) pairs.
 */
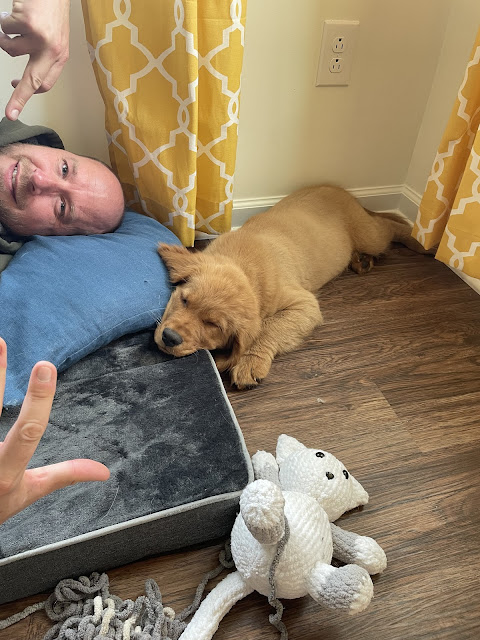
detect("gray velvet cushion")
(0, 331), (252, 604)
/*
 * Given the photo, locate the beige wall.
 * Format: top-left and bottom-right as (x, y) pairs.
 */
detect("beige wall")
(405, 0), (480, 196)
(233, 0), (450, 200)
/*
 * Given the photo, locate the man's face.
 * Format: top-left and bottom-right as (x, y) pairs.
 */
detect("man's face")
(0, 143), (125, 236)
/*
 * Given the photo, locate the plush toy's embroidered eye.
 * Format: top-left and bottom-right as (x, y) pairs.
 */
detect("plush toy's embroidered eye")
(326, 472), (334, 480)
(343, 470), (349, 479)
(316, 452), (325, 458)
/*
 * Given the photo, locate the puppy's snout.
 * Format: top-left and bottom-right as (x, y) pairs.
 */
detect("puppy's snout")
(162, 327), (183, 348)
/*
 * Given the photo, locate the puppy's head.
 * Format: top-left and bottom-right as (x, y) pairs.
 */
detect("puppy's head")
(155, 243), (261, 364)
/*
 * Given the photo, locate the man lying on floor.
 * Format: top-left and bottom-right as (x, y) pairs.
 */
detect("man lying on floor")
(0, 117), (122, 523)
(0, 117), (125, 273)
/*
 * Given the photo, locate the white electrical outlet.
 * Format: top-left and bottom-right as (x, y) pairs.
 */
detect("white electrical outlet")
(329, 57), (343, 73)
(316, 19), (359, 86)
(332, 37), (346, 53)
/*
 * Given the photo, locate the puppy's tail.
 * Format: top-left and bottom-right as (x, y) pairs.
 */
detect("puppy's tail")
(366, 209), (435, 254)
(354, 207), (434, 255)
(365, 209), (409, 225)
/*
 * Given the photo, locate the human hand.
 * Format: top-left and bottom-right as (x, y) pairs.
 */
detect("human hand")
(0, 0), (70, 121)
(0, 337), (110, 525)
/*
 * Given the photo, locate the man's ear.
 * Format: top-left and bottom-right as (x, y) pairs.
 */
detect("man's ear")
(158, 243), (200, 283)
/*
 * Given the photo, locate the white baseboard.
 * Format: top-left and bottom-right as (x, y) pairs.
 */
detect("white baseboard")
(398, 185), (422, 222)
(231, 184), (422, 229)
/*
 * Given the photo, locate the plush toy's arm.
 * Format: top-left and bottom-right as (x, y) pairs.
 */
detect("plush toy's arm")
(330, 523), (387, 575)
(251, 450), (280, 486)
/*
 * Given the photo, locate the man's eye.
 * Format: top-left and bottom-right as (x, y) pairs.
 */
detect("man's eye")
(59, 198), (66, 217)
(61, 161), (68, 178)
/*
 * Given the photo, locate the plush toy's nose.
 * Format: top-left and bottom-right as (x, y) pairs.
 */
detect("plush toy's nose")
(162, 327), (183, 347)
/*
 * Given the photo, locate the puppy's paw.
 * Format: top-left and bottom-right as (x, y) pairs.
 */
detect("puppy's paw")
(231, 353), (272, 389)
(350, 252), (374, 274)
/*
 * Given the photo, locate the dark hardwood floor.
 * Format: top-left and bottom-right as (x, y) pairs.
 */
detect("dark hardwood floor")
(1, 245), (479, 639)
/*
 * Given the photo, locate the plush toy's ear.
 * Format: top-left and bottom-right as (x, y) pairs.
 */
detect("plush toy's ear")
(349, 474), (369, 509)
(157, 243), (201, 283)
(276, 434), (307, 465)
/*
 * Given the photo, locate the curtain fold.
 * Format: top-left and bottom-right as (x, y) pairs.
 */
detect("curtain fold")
(81, 0), (247, 246)
(413, 27), (480, 279)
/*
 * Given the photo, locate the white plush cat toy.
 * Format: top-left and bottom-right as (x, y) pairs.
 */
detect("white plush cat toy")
(180, 435), (387, 640)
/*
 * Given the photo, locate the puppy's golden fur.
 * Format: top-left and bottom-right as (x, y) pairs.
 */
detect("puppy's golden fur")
(155, 185), (426, 389)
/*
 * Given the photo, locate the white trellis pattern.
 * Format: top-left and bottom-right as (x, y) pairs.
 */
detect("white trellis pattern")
(81, 0), (247, 246)
(413, 27), (480, 279)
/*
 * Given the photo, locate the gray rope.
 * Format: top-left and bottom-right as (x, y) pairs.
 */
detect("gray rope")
(177, 540), (234, 622)
(267, 516), (290, 640)
(0, 600), (46, 630)
(0, 541), (233, 640)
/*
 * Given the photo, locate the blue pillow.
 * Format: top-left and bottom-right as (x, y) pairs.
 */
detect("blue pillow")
(0, 211), (180, 407)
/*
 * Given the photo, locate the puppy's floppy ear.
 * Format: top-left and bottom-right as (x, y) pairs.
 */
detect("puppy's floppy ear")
(230, 313), (262, 364)
(158, 243), (200, 283)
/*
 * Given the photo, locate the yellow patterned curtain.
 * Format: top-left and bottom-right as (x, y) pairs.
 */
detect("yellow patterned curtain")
(81, 0), (247, 246)
(413, 27), (480, 279)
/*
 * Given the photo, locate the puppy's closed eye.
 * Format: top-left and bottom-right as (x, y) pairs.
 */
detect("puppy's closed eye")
(204, 320), (220, 329)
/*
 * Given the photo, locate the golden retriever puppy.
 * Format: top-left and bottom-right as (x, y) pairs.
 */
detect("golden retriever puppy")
(155, 185), (426, 389)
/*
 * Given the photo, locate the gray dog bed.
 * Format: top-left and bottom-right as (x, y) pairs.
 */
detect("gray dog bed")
(0, 331), (253, 604)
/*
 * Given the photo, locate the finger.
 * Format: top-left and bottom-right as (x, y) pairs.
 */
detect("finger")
(0, 338), (6, 417)
(11, 56), (65, 95)
(0, 13), (32, 36)
(26, 459), (110, 501)
(32, 57), (66, 93)
(0, 32), (38, 57)
(5, 53), (58, 120)
(0, 361), (57, 483)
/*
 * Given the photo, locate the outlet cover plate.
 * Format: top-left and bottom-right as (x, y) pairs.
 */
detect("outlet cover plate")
(316, 19), (359, 87)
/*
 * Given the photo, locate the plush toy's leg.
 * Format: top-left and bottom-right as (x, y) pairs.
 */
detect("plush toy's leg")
(307, 562), (374, 614)
(330, 523), (387, 574)
(179, 571), (254, 640)
(240, 479), (285, 544)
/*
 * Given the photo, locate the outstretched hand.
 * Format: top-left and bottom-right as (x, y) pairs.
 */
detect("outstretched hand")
(1, 0), (70, 120)
(0, 337), (110, 525)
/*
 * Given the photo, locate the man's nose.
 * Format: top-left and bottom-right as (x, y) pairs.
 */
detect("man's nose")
(29, 169), (59, 194)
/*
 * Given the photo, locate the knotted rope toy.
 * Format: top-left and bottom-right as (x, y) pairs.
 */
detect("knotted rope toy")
(0, 544), (234, 640)
(179, 434), (388, 640)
